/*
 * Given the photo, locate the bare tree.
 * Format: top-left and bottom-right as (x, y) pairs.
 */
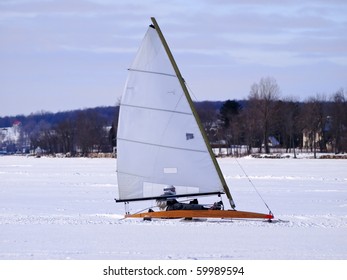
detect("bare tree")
(28, 120), (58, 154)
(329, 89), (347, 154)
(300, 94), (326, 158)
(240, 102), (262, 154)
(248, 77), (281, 153)
(55, 118), (76, 155)
(75, 111), (108, 156)
(277, 98), (301, 157)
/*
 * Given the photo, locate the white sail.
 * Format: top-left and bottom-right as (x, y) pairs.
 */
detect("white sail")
(116, 23), (228, 202)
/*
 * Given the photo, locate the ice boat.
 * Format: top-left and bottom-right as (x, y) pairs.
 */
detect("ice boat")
(115, 17), (273, 221)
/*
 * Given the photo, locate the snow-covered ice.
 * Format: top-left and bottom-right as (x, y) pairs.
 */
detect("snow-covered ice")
(0, 155), (346, 260)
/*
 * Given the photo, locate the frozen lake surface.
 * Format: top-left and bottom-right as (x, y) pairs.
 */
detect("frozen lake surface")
(0, 155), (346, 259)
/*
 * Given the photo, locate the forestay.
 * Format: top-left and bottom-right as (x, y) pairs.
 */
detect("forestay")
(116, 24), (226, 202)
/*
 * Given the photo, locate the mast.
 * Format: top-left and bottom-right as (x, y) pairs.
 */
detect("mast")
(150, 17), (236, 209)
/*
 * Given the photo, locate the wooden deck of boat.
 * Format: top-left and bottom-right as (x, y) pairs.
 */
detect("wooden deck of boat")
(125, 209), (274, 220)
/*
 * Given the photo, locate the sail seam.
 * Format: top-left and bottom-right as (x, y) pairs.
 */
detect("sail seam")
(117, 170), (148, 179)
(120, 103), (192, 116)
(117, 137), (207, 153)
(128, 68), (176, 78)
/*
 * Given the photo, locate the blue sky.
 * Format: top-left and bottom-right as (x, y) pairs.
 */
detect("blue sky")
(1, 0), (346, 116)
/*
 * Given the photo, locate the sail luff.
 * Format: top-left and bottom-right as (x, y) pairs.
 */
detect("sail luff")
(150, 17), (236, 209)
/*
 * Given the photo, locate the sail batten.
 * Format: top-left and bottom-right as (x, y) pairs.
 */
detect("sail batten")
(128, 68), (177, 78)
(117, 138), (208, 153)
(120, 103), (192, 116)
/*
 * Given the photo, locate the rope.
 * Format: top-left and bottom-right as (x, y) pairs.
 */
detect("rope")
(186, 83), (199, 102)
(234, 158), (273, 214)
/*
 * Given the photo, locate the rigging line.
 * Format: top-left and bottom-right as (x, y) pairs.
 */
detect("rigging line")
(128, 204), (161, 216)
(234, 157), (273, 214)
(185, 82), (199, 102)
(128, 68), (176, 78)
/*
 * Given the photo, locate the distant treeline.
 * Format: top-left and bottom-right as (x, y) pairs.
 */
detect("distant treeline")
(0, 106), (117, 128)
(1, 78), (346, 157)
(0, 106), (119, 156)
(197, 79), (347, 158)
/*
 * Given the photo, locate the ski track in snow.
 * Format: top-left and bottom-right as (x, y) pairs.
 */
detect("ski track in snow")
(0, 156), (346, 260)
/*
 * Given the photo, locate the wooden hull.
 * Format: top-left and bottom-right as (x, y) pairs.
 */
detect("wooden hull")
(125, 209), (274, 220)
